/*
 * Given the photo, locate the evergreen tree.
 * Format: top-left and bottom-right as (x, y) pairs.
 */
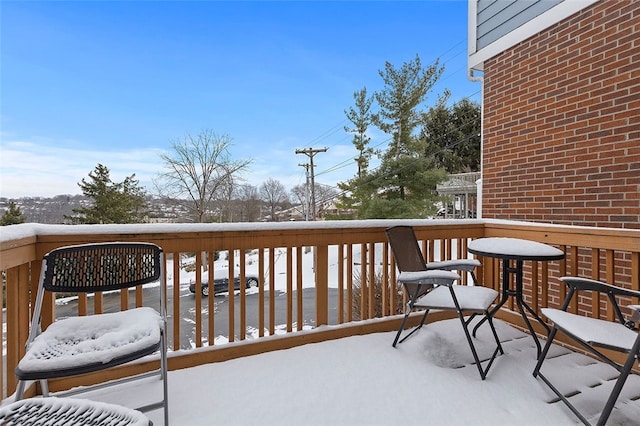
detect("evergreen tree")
(66, 164), (147, 224)
(372, 54), (444, 160)
(0, 202), (27, 225)
(421, 98), (481, 173)
(337, 55), (448, 219)
(335, 87), (377, 219)
(344, 87), (375, 178)
(450, 99), (481, 172)
(361, 155), (447, 219)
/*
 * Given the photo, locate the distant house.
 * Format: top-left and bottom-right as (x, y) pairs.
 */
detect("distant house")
(436, 172), (479, 219)
(468, 0), (639, 229)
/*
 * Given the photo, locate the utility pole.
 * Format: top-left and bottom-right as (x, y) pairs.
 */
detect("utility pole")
(295, 147), (328, 220)
(298, 163), (311, 221)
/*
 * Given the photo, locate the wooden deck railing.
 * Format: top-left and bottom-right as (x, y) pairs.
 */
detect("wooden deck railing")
(1, 219), (638, 398)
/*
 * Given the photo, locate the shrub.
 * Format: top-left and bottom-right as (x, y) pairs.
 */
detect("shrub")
(351, 268), (403, 320)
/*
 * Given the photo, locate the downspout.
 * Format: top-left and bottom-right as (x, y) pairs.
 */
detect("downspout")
(468, 68), (484, 219)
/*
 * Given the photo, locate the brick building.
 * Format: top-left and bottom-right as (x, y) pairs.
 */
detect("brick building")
(468, 0), (639, 229)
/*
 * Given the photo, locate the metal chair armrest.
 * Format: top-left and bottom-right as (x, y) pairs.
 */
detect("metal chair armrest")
(628, 305), (640, 327)
(427, 259), (481, 272)
(560, 277), (640, 298)
(398, 270), (461, 286)
(560, 277), (640, 326)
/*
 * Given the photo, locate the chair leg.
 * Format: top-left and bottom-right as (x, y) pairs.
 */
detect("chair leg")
(14, 378), (49, 401)
(459, 313), (486, 379)
(533, 327), (557, 378)
(161, 330), (169, 426)
(486, 315), (505, 356)
(41, 380), (49, 397)
(532, 328), (589, 424)
(15, 381), (25, 400)
(458, 312), (504, 380)
(393, 309), (429, 347)
(392, 310), (411, 347)
(532, 327), (631, 426)
(596, 336), (640, 426)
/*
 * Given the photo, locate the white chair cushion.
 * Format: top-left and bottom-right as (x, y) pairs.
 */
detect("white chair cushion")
(18, 307), (162, 374)
(415, 285), (498, 312)
(542, 308), (639, 352)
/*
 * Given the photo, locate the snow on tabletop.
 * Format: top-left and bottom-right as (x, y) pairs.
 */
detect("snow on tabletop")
(18, 307), (161, 372)
(469, 237), (563, 257)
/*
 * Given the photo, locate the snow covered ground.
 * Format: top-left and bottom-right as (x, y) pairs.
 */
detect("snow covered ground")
(175, 243), (405, 291)
(83, 317), (640, 425)
(173, 240), (474, 292)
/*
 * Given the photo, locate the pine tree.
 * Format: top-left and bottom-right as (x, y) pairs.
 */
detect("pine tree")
(65, 164), (147, 224)
(372, 54), (444, 160)
(0, 202), (27, 225)
(337, 55), (449, 219)
(420, 98), (481, 173)
(344, 87), (375, 178)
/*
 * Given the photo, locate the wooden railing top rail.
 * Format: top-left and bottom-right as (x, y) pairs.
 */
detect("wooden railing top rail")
(3, 219), (638, 269)
(1, 219), (487, 269)
(483, 220), (639, 251)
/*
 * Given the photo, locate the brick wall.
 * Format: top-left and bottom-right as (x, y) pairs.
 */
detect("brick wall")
(482, 0), (639, 229)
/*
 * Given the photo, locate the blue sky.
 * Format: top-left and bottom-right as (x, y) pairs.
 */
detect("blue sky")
(1, 0), (480, 199)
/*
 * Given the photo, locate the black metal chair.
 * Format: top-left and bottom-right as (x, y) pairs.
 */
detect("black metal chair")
(385, 226), (504, 380)
(15, 242), (169, 425)
(533, 276), (640, 426)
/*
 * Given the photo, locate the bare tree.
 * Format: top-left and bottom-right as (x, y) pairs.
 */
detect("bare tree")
(155, 130), (251, 222)
(260, 178), (289, 221)
(291, 183), (337, 220)
(216, 171), (237, 222)
(238, 184), (261, 222)
(314, 183), (338, 209)
(290, 184), (308, 220)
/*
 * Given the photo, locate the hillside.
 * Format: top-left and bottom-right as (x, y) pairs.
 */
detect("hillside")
(0, 195), (191, 224)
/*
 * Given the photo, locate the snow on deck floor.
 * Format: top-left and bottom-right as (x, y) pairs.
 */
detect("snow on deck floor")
(40, 319), (640, 425)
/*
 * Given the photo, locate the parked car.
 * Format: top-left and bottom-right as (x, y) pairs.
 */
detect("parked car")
(188, 269), (259, 296)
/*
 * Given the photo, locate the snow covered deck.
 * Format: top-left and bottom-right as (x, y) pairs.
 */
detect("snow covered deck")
(76, 318), (640, 425)
(2, 220), (638, 425)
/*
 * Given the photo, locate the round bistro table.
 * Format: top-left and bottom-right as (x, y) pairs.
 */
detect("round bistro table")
(467, 237), (565, 357)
